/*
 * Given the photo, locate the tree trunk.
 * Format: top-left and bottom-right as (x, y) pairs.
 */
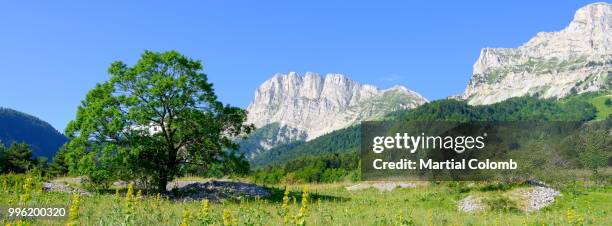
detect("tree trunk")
(158, 169), (168, 193)
(158, 147), (178, 193)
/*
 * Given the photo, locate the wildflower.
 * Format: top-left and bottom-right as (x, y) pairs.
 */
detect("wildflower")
(66, 194), (80, 226)
(201, 199), (210, 218)
(8, 220), (23, 226)
(22, 177), (32, 191)
(125, 183), (135, 215)
(296, 206), (307, 226)
(301, 186), (310, 208)
(180, 209), (191, 226)
(566, 208), (575, 223)
(223, 209), (233, 226)
(295, 186), (310, 226)
(19, 177), (33, 203)
(282, 188), (290, 224)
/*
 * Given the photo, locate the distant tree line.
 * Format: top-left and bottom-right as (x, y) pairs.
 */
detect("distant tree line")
(252, 152), (359, 184)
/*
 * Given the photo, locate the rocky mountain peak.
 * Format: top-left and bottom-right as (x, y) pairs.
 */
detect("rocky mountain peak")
(246, 72), (427, 140)
(572, 2), (612, 30)
(463, 2), (611, 105)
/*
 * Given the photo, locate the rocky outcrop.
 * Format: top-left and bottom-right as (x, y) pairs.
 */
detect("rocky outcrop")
(42, 178), (92, 196)
(169, 180), (271, 202)
(461, 2), (612, 105)
(522, 187), (561, 212)
(242, 72), (427, 157)
(458, 195), (485, 212)
(345, 182), (416, 192)
(247, 72), (427, 140)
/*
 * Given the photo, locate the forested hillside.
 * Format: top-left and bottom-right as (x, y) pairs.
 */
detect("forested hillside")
(0, 108), (67, 159)
(251, 93), (609, 183)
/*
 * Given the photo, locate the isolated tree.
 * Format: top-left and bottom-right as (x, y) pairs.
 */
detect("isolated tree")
(64, 50), (253, 192)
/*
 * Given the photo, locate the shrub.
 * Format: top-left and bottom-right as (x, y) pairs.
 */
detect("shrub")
(484, 195), (519, 212)
(478, 182), (515, 192)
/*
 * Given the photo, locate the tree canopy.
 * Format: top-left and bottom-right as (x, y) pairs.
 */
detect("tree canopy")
(63, 50), (253, 191)
(0, 142), (35, 173)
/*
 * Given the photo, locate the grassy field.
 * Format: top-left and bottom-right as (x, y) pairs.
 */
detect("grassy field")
(589, 94), (612, 120)
(1, 174), (611, 226)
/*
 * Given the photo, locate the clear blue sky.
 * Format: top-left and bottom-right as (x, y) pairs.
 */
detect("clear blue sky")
(0, 0), (604, 131)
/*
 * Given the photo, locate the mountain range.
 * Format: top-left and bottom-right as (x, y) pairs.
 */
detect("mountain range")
(240, 72), (427, 158)
(2, 2), (610, 165)
(244, 2), (611, 164)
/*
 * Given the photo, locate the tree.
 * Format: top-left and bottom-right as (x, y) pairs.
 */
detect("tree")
(64, 50), (253, 192)
(47, 146), (69, 176)
(0, 142), (35, 173)
(605, 98), (612, 107)
(574, 121), (611, 179)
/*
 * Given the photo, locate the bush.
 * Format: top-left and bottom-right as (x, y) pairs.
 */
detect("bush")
(484, 195), (519, 212)
(478, 182), (515, 192)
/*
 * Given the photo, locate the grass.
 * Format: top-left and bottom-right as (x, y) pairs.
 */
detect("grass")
(561, 91), (612, 120)
(589, 94), (612, 120)
(1, 174), (611, 225)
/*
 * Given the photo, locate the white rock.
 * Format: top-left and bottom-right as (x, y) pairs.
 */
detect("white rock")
(458, 195), (485, 212)
(244, 72), (427, 155)
(525, 187), (561, 212)
(461, 2), (612, 105)
(345, 182), (416, 192)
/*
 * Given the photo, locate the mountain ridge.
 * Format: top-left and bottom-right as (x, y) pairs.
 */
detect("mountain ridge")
(241, 72), (427, 158)
(246, 72), (427, 139)
(460, 2), (611, 104)
(0, 107), (68, 159)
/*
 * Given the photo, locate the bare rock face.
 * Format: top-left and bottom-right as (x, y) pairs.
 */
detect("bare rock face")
(242, 72), (427, 157)
(461, 2), (612, 105)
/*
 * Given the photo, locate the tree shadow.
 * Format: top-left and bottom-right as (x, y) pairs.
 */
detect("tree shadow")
(166, 181), (350, 203)
(83, 181), (351, 204)
(242, 185), (351, 204)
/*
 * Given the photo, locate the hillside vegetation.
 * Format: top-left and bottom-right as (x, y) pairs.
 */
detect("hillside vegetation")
(251, 93), (609, 184)
(561, 91), (611, 120)
(253, 94), (600, 167)
(0, 108), (67, 159)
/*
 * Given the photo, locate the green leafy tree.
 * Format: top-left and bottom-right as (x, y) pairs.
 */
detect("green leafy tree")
(574, 121), (611, 177)
(64, 50), (253, 191)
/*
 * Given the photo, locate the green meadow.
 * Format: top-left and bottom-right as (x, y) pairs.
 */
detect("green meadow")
(590, 94), (612, 120)
(1, 174), (611, 226)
